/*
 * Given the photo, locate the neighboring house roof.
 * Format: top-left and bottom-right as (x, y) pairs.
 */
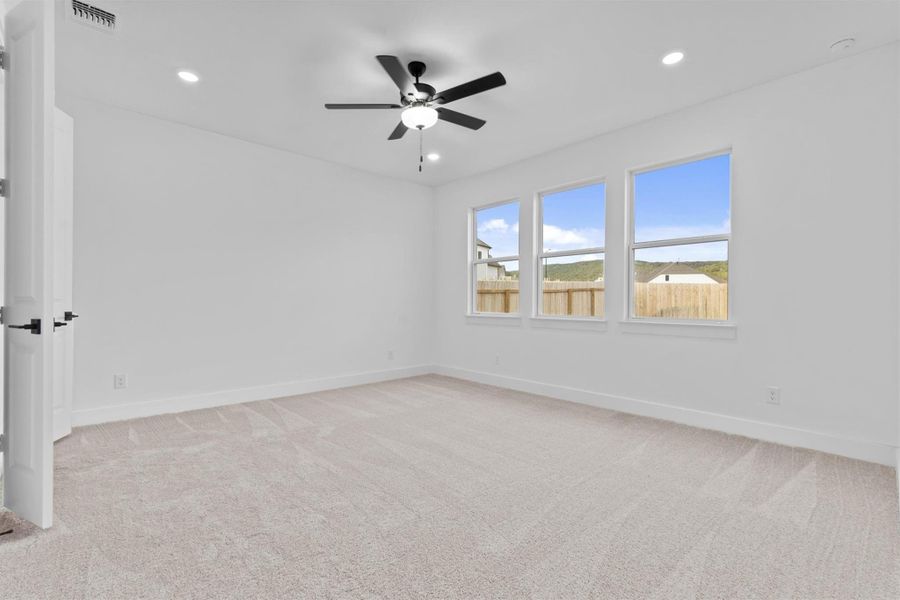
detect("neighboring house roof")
(635, 262), (723, 283)
(487, 261), (503, 268)
(476, 238), (492, 249)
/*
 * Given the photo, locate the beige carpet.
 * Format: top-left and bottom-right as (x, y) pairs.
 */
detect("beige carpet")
(0, 375), (898, 599)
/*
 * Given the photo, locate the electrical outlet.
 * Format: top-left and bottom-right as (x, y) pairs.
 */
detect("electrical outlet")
(387, 350), (394, 360)
(114, 374), (128, 390)
(766, 386), (781, 405)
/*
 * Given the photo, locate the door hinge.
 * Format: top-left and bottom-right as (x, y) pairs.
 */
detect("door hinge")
(0, 179), (6, 198)
(0, 433), (5, 451)
(0, 306), (4, 324)
(0, 47), (6, 70)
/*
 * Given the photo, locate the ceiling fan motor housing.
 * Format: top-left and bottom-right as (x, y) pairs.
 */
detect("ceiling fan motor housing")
(404, 61), (434, 101)
(408, 60), (427, 79)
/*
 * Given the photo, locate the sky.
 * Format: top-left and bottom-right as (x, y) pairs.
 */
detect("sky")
(475, 201), (521, 259)
(475, 153), (730, 264)
(634, 153), (730, 261)
(542, 183), (605, 253)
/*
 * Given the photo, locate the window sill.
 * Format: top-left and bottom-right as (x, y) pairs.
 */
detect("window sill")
(529, 316), (608, 331)
(618, 320), (737, 339)
(465, 313), (522, 326)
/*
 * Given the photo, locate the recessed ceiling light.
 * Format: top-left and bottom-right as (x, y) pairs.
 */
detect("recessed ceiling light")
(177, 70), (200, 83)
(830, 38), (856, 52)
(661, 51), (685, 66)
(427, 153), (440, 161)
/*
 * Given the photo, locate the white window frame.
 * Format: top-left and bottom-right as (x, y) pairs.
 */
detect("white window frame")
(534, 177), (606, 320)
(627, 149), (733, 324)
(469, 198), (520, 316)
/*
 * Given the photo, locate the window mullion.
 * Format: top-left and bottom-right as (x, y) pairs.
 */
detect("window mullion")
(632, 234), (728, 250)
(539, 247), (605, 260)
(472, 255), (519, 265)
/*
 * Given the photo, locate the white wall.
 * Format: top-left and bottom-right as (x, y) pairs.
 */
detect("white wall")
(55, 44), (899, 466)
(59, 97), (435, 423)
(433, 45), (900, 465)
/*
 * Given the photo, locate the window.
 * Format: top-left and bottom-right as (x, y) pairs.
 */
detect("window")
(630, 152), (731, 321)
(537, 181), (605, 318)
(471, 200), (520, 314)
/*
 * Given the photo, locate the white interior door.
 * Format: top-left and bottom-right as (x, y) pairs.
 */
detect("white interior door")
(3, 0), (56, 529)
(52, 109), (73, 442)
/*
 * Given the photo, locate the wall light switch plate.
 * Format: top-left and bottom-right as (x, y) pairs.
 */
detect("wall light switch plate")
(114, 374), (128, 390)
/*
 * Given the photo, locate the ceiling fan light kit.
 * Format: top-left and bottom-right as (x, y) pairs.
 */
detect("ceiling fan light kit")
(401, 105), (438, 130)
(325, 55), (507, 172)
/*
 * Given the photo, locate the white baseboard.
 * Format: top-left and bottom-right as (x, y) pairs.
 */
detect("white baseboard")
(434, 365), (899, 467)
(896, 449), (900, 511)
(71, 364), (435, 427)
(71, 362), (898, 470)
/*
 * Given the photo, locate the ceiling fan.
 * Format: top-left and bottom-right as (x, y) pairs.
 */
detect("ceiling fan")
(324, 55), (506, 142)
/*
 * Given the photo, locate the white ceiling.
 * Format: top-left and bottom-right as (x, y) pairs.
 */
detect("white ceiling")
(57, 1), (900, 186)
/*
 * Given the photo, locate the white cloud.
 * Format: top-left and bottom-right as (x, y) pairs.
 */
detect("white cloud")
(542, 225), (603, 252)
(544, 224), (587, 246)
(478, 218), (510, 234)
(477, 219), (520, 257)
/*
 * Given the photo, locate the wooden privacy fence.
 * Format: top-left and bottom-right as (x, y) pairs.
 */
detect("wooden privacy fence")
(476, 280), (521, 314)
(476, 280), (728, 320)
(633, 282), (728, 320)
(476, 280), (603, 316)
(542, 281), (604, 316)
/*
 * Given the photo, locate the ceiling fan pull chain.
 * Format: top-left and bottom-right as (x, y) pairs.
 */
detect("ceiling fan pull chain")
(418, 127), (424, 172)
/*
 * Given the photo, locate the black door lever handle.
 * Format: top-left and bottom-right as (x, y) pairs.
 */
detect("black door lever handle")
(9, 318), (41, 335)
(54, 320), (67, 330)
(64, 311), (79, 321)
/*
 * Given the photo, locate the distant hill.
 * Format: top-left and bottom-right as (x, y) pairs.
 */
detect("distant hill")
(506, 259), (727, 282)
(635, 260), (728, 283)
(541, 259), (604, 282)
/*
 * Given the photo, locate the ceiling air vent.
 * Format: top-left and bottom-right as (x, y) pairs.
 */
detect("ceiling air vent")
(70, 0), (116, 31)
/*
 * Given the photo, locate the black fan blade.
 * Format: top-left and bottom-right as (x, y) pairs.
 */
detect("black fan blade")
(388, 121), (407, 140)
(376, 55), (413, 94)
(324, 103), (402, 109)
(434, 72), (506, 105)
(436, 107), (486, 130)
